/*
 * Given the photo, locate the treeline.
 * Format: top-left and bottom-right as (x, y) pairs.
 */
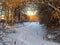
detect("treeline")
(39, 0), (60, 26)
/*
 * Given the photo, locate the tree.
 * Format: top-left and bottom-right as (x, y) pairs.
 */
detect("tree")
(39, 0), (60, 26)
(39, 3), (54, 25)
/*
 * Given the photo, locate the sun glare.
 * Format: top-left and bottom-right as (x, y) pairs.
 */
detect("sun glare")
(26, 10), (37, 16)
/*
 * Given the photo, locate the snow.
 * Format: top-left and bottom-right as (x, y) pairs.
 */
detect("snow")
(0, 22), (60, 45)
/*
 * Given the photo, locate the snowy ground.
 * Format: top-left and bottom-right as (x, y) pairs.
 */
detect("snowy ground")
(0, 22), (60, 45)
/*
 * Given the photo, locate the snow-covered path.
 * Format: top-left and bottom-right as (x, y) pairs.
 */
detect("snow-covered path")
(3, 22), (60, 45)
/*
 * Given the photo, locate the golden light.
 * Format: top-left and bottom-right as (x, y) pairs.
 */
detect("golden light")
(26, 10), (37, 16)
(1, 15), (5, 19)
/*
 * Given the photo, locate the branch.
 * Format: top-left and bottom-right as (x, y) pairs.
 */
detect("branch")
(48, 2), (60, 13)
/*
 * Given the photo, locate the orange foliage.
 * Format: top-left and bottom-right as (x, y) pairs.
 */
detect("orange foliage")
(29, 15), (39, 22)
